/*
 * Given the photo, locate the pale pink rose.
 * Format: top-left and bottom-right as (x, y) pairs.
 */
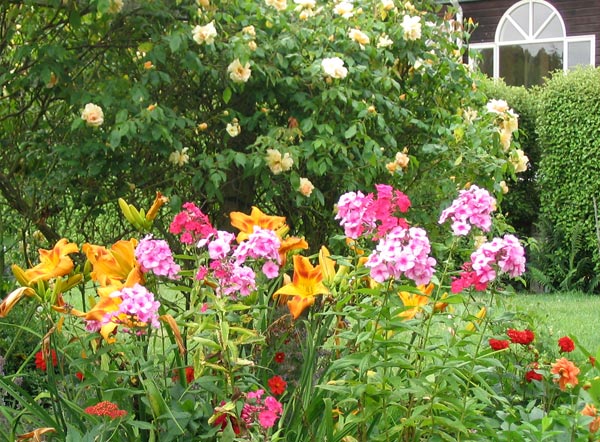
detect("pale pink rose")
(227, 59), (251, 83)
(81, 103), (104, 127)
(298, 177), (315, 196)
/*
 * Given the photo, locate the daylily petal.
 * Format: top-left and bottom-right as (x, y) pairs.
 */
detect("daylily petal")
(278, 236), (309, 265)
(17, 427), (56, 441)
(83, 239), (142, 287)
(287, 295), (315, 320)
(273, 255), (330, 299)
(230, 206), (287, 242)
(22, 239), (79, 284)
(319, 246), (336, 285)
(146, 191), (169, 221)
(0, 287), (35, 318)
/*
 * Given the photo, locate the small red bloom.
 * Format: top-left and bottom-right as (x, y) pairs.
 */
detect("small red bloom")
(558, 336), (575, 353)
(489, 339), (510, 351)
(212, 402), (241, 435)
(34, 349), (58, 371)
(274, 352), (285, 364)
(525, 370), (543, 383)
(84, 401), (127, 419)
(267, 375), (287, 396)
(172, 366), (195, 384)
(507, 329), (535, 345)
(590, 356), (596, 367)
(76, 372), (85, 381)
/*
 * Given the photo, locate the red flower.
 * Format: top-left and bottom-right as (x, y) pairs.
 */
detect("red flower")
(558, 336), (575, 353)
(34, 349), (57, 371)
(267, 375), (287, 396)
(76, 372), (85, 381)
(274, 352), (285, 364)
(84, 401), (127, 419)
(212, 402), (241, 435)
(489, 339), (510, 351)
(172, 366), (195, 384)
(525, 370), (543, 383)
(506, 329), (534, 345)
(590, 356), (596, 367)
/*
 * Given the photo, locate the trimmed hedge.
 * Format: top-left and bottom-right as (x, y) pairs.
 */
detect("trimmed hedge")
(536, 67), (600, 290)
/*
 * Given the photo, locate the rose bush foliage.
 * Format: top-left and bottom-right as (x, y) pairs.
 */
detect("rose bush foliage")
(1, 0), (525, 258)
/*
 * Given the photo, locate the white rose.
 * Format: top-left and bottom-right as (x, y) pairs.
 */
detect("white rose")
(381, 0), (395, 11)
(348, 29), (370, 49)
(226, 120), (241, 137)
(169, 148), (190, 167)
(486, 99), (509, 114)
(377, 34), (394, 48)
(192, 21), (217, 45)
(227, 59), (252, 83)
(242, 25), (256, 37)
(512, 149), (529, 173)
(401, 15), (422, 41)
(266, 0), (287, 11)
(321, 57), (347, 79)
(334, 1), (354, 18)
(81, 103), (104, 127)
(294, 0), (315, 9)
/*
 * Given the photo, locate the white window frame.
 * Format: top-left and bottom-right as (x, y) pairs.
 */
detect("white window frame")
(469, 0), (595, 81)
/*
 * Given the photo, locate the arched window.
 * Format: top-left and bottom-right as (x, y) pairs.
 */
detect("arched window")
(470, 0), (595, 87)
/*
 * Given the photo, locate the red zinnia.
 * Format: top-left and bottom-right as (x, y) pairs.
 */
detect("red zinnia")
(274, 352), (285, 364)
(267, 375), (287, 396)
(507, 328), (535, 345)
(489, 339), (510, 351)
(34, 349), (58, 371)
(525, 370), (543, 383)
(558, 336), (575, 353)
(84, 401), (127, 419)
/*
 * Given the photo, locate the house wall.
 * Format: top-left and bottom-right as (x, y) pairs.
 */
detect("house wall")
(460, 0), (600, 66)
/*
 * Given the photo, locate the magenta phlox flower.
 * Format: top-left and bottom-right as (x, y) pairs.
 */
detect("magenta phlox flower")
(209, 260), (256, 297)
(452, 235), (526, 292)
(438, 185), (496, 236)
(135, 235), (181, 279)
(103, 283), (160, 329)
(241, 389), (283, 430)
(207, 231), (235, 260)
(335, 191), (375, 239)
(233, 227), (281, 279)
(169, 202), (216, 244)
(365, 226), (436, 285)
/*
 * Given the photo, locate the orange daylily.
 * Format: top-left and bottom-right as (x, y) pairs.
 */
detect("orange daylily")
(12, 238), (79, 285)
(273, 255), (330, 319)
(0, 287), (35, 318)
(145, 191), (169, 221)
(229, 206), (287, 242)
(398, 283), (434, 320)
(82, 239), (143, 288)
(17, 427), (56, 441)
(278, 236), (309, 265)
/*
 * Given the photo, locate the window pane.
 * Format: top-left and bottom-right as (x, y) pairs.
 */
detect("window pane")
(499, 42), (563, 87)
(568, 40), (592, 68)
(510, 4), (530, 36)
(470, 47), (493, 77)
(537, 15), (564, 39)
(533, 3), (552, 34)
(500, 19), (526, 42)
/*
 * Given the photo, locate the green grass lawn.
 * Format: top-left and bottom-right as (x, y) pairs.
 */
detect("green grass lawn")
(501, 291), (600, 354)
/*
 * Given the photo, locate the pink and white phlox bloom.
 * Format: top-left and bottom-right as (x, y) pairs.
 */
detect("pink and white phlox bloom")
(335, 191), (375, 239)
(365, 226), (436, 285)
(209, 260), (256, 297)
(135, 235), (181, 279)
(233, 226), (281, 263)
(207, 231), (235, 260)
(439, 185), (496, 236)
(469, 234), (526, 283)
(104, 283), (160, 329)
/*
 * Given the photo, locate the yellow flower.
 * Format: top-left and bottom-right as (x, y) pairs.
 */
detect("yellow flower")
(230, 206), (287, 242)
(12, 238), (79, 285)
(465, 306), (487, 332)
(319, 246), (336, 285)
(398, 283), (434, 320)
(274, 255), (329, 319)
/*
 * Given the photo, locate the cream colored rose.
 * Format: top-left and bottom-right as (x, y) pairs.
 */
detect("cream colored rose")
(511, 149), (529, 173)
(242, 25), (256, 37)
(381, 0), (395, 11)
(321, 57), (347, 79)
(401, 15), (421, 40)
(499, 180), (509, 194)
(81, 103), (104, 127)
(499, 128), (512, 151)
(502, 109), (519, 133)
(108, 0), (123, 14)
(298, 178), (315, 196)
(394, 150), (410, 168)
(377, 34), (393, 48)
(227, 59), (252, 83)
(169, 148), (190, 167)
(486, 99), (509, 114)
(348, 29), (370, 49)
(266, 0), (287, 11)
(266, 149), (293, 174)
(226, 119), (241, 137)
(248, 41), (257, 51)
(334, 1), (354, 18)
(192, 21), (217, 45)
(197, 0), (210, 6)
(294, 0), (315, 9)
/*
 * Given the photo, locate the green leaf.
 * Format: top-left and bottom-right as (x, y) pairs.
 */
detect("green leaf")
(344, 124), (357, 139)
(223, 87), (232, 104)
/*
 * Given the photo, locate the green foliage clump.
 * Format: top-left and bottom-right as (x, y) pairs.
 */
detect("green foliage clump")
(536, 67), (600, 291)
(479, 78), (541, 238)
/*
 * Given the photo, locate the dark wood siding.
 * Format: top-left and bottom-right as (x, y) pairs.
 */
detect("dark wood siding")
(460, 0), (600, 66)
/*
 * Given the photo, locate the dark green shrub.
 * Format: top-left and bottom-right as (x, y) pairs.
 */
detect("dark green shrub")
(536, 67), (600, 291)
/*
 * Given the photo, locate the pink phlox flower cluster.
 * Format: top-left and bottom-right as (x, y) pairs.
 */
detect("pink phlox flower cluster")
(169, 202), (216, 244)
(103, 283), (160, 329)
(364, 226), (436, 285)
(335, 185), (411, 240)
(233, 227), (281, 279)
(451, 234), (526, 293)
(209, 259), (256, 297)
(438, 185), (496, 236)
(206, 230), (235, 260)
(135, 235), (181, 279)
(241, 389), (283, 430)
